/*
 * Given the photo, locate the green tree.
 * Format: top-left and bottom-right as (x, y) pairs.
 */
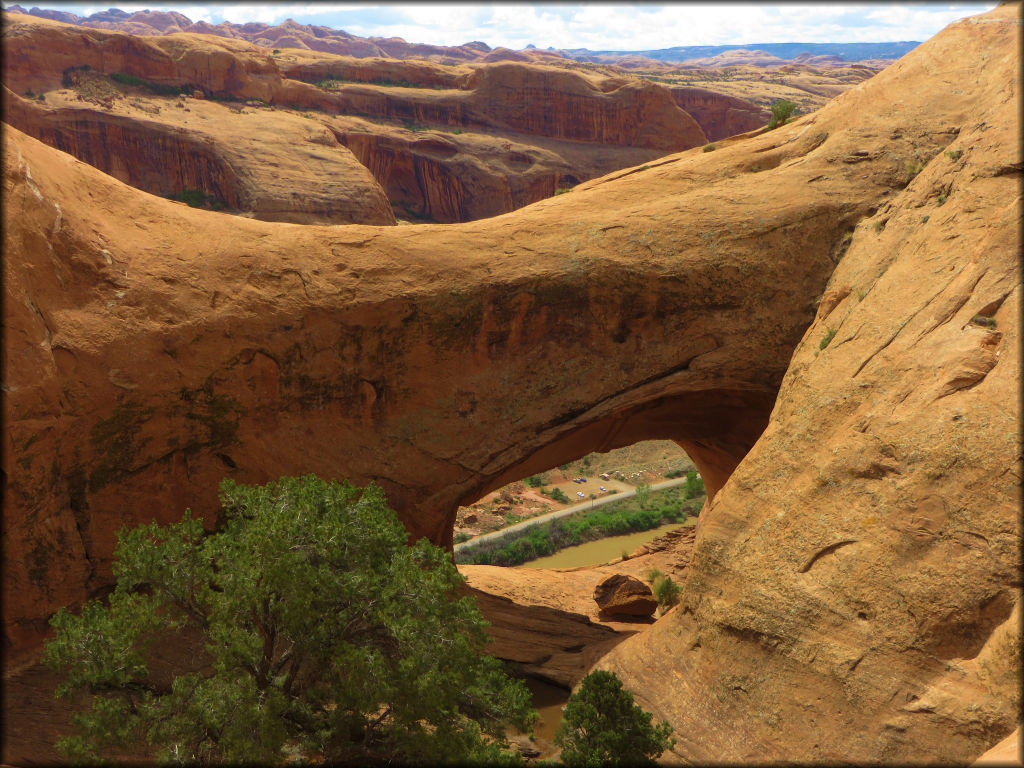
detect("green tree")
(768, 99), (797, 129)
(683, 470), (705, 500)
(44, 476), (535, 765)
(555, 670), (674, 766)
(635, 482), (652, 509)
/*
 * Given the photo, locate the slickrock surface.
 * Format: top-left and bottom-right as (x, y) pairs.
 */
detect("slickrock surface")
(3, 86), (396, 225)
(2, 14), (712, 222)
(597, 4), (1021, 763)
(972, 728), (1022, 765)
(2, 4), (1019, 765)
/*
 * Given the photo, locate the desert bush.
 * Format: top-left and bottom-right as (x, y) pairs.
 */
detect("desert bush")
(683, 470), (705, 500)
(819, 328), (837, 350)
(768, 99), (797, 129)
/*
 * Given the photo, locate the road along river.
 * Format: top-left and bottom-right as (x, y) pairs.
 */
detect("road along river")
(453, 476), (690, 554)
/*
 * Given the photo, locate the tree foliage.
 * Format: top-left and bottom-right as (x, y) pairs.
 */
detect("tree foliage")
(44, 475), (535, 765)
(555, 670), (674, 767)
(768, 98), (797, 129)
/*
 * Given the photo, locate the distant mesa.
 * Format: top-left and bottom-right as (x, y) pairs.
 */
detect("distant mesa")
(4, 5), (916, 66)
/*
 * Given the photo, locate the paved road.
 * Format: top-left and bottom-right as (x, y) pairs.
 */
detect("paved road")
(454, 476), (691, 553)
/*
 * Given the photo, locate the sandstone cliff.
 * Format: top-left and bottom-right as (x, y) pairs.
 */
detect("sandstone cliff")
(2, 14), (708, 223)
(668, 85), (768, 142)
(597, 4), (1021, 763)
(3, 86), (396, 225)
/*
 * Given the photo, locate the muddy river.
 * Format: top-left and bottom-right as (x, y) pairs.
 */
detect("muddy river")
(517, 522), (685, 570)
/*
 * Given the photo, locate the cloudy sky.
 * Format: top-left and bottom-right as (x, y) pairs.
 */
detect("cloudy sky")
(3, 2), (998, 50)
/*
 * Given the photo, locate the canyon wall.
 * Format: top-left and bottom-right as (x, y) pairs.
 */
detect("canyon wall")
(2, 86), (396, 225)
(2, 14), (711, 224)
(598, 5), (1021, 763)
(669, 85), (769, 142)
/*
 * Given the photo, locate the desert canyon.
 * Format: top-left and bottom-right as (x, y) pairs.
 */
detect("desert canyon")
(2, 2), (1021, 765)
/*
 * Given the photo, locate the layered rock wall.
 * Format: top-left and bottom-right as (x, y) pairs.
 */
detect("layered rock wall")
(598, 5), (1021, 763)
(2, 88), (397, 225)
(669, 85), (768, 141)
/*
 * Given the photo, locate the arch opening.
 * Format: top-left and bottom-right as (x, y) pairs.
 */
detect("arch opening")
(437, 386), (778, 548)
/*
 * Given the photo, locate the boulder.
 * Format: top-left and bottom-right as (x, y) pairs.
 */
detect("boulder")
(593, 574), (658, 617)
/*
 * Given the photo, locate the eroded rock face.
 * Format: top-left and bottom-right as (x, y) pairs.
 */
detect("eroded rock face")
(593, 574), (658, 617)
(4, 99), (896, 661)
(668, 86), (768, 142)
(2, 14), (706, 223)
(597, 5), (1021, 763)
(3, 87), (396, 225)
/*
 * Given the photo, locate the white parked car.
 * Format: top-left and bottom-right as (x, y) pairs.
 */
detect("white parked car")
(599, 486), (607, 492)
(576, 491), (585, 498)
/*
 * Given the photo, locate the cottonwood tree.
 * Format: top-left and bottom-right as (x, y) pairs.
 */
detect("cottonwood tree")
(45, 475), (535, 764)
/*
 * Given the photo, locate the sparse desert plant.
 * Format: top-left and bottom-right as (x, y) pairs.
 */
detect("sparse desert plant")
(652, 575), (681, 610)
(683, 470), (705, 500)
(819, 328), (837, 349)
(945, 149), (962, 161)
(937, 192), (948, 205)
(702, 142), (717, 152)
(903, 158), (926, 183)
(767, 99), (797, 129)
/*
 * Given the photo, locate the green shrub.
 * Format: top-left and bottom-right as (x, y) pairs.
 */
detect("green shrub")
(819, 328), (837, 350)
(110, 71), (189, 96)
(454, 531), (471, 544)
(945, 149), (962, 161)
(542, 487), (570, 504)
(524, 474), (547, 488)
(168, 189), (225, 210)
(44, 476), (535, 764)
(683, 470), (705, 500)
(555, 670), (674, 766)
(702, 142), (717, 152)
(653, 576), (681, 610)
(767, 99), (797, 129)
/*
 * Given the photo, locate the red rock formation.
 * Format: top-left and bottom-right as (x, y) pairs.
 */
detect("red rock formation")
(593, 574), (658, 617)
(282, 55), (465, 89)
(1, 15), (708, 223)
(598, 4), (1021, 763)
(668, 85), (768, 141)
(328, 121), (657, 223)
(2, 88), (396, 225)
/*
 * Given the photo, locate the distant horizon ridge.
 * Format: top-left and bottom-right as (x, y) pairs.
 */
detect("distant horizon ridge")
(3, 4), (920, 62)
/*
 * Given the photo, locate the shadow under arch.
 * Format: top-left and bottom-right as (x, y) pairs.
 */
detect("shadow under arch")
(443, 387), (777, 548)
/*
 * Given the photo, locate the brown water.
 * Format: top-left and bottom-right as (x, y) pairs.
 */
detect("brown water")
(523, 676), (569, 745)
(519, 523), (685, 570)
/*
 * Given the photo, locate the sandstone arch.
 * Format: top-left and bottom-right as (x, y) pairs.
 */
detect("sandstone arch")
(2, 3), (1019, 765)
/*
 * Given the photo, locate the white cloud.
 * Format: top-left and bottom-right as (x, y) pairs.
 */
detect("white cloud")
(4, 2), (1000, 48)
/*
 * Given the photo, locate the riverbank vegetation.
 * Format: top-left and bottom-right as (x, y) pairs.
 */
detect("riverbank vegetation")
(455, 474), (705, 567)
